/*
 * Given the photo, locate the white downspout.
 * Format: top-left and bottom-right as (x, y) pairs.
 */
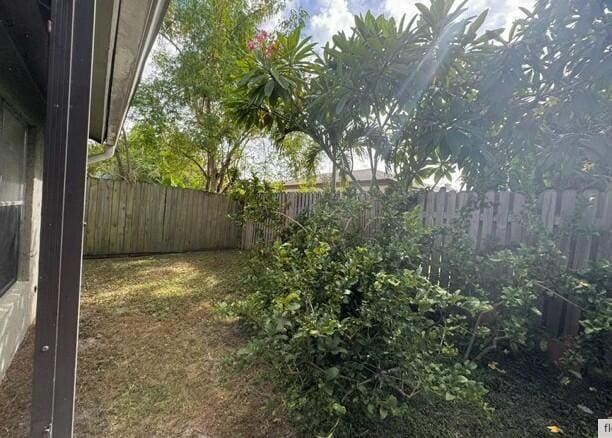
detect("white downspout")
(87, 142), (116, 165)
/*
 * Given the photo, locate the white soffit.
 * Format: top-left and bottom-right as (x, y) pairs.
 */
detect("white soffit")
(89, 0), (168, 146)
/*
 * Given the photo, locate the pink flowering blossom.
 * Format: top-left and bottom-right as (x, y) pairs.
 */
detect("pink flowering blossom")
(255, 30), (268, 43)
(247, 31), (281, 58)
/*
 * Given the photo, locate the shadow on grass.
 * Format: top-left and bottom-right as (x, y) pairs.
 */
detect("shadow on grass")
(0, 250), (293, 438)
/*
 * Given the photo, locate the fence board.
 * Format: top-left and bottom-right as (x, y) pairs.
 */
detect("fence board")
(199, 192), (210, 249)
(84, 178), (97, 255)
(116, 181), (127, 254)
(480, 191), (495, 248)
(572, 190), (599, 270)
(468, 194), (481, 247)
(136, 183), (148, 253)
(94, 179), (107, 253)
(109, 181), (121, 254)
(541, 190), (557, 232)
(509, 193), (525, 245)
(496, 191), (511, 247)
(84, 178), (241, 256)
(598, 192), (612, 260)
(558, 190), (577, 258)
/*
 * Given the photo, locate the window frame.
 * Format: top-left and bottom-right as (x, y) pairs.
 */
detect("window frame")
(0, 99), (28, 296)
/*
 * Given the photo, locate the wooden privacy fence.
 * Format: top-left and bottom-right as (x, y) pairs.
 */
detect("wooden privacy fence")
(241, 192), (327, 249)
(84, 179), (611, 337)
(420, 188), (612, 268)
(422, 189), (612, 338)
(84, 178), (241, 256)
(242, 189), (612, 264)
(241, 189), (612, 338)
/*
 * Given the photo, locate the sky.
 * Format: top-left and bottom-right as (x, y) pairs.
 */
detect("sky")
(269, 0), (536, 46)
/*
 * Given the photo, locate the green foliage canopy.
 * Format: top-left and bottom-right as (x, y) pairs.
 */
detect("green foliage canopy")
(463, 0), (612, 191)
(231, 0), (611, 192)
(129, 0), (281, 191)
(229, 0), (497, 190)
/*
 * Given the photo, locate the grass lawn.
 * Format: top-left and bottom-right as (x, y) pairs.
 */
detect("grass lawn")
(0, 250), (609, 437)
(0, 251), (292, 437)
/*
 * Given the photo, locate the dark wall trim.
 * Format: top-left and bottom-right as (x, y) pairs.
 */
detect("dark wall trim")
(30, 0), (96, 436)
(0, 23), (45, 125)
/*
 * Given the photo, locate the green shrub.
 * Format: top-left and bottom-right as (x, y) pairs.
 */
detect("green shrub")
(229, 176), (284, 227)
(221, 188), (611, 435)
(560, 261), (612, 381)
(224, 194), (490, 435)
(438, 201), (612, 380)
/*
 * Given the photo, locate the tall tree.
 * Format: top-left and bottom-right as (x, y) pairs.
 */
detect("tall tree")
(229, 0), (495, 191)
(129, 0), (281, 192)
(463, 0), (612, 192)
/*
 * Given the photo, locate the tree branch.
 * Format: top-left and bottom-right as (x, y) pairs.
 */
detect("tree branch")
(160, 31), (183, 55)
(181, 151), (208, 179)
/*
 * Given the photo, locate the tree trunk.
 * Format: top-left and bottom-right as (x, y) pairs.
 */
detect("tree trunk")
(331, 160), (337, 192)
(330, 144), (337, 192)
(115, 147), (125, 179)
(368, 149), (380, 191)
(206, 151), (217, 192)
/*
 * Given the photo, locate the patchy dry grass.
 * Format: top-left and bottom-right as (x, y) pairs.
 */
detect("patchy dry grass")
(0, 327), (34, 435)
(0, 251), (293, 437)
(2, 250), (609, 437)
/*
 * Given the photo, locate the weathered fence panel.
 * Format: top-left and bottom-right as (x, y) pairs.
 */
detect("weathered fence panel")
(241, 192), (325, 249)
(242, 189), (612, 265)
(84, 178), (241, 256)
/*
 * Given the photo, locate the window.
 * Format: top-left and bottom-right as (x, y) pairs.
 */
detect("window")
(0, 101), (27, 296)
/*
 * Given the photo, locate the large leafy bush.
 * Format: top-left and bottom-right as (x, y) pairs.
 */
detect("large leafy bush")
(223, 194), (490, 435)
(436, 199), (612, 379)
(221, 184), (611, 435)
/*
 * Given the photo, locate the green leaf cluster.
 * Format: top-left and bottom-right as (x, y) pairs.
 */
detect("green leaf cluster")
(128, 0), (282, 192)
(437, 198), (612, 376)
(223, 194), (490, 435)
(463, 0), (612, 191)
(230, 0), (496, 191)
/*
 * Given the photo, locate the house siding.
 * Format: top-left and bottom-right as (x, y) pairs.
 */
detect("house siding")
(0, 99), (44, 382)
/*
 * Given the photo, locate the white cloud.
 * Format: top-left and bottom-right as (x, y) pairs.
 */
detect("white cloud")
(273, 1), (536, 47)
(383, 0), (419, 22)
(483, 0), (535, 29)
(382, 0), (535, 32)
(309, 0), (355, 44)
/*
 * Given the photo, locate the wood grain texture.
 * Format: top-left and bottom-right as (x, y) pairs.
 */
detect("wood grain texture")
(84, 178), (241, 255)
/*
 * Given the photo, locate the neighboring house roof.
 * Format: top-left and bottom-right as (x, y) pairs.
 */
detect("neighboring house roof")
(0, 0), (168, 146)
(284, 169), (396, 190)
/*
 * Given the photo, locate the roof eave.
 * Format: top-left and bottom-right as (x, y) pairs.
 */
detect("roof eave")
(88, 0), (169, 146)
